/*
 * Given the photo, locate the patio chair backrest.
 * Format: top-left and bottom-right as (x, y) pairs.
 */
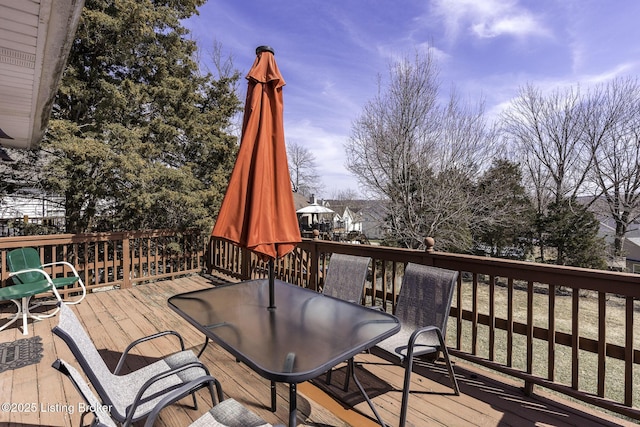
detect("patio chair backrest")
(322, 254), (371, 303)
(7, 247), (45, 284)
(52, 303), (119, 409)
(396, 263), (458, 335)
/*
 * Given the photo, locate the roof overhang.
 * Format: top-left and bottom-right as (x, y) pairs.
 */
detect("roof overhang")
(0, 0), (85, 150)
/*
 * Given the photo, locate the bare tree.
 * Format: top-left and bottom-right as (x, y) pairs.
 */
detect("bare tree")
(501, 84), (590, 205)
(346, 49), (495, 251)
(501, 84), (590, 261)
(330, 188), (359, 200)
(586, 77), (640, 256)
(287, 140), (321, 196)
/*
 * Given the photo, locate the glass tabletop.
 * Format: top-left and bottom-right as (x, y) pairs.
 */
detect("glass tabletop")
(168, 279), (400, 383)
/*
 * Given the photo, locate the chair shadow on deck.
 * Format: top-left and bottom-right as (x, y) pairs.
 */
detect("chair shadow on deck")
(362, 353), (630, 427)
(311, 364), (394, 408)
(97, 348), (164, 374)
(309, 348), (633, 427)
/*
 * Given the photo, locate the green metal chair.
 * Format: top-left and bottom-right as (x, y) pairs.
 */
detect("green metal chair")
(1, 247), (86, 334)
(0, 274), (62, 335)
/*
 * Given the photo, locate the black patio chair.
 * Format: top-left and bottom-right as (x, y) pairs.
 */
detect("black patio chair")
(321, 253), (371, 388)
(373, 263), (460, 427)
(321, 253), (371, 303)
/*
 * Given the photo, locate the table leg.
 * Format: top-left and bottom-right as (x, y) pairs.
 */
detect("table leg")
(271, 381), (277, 411)
(197, 337), (210, 357)
(349, 358), (388, 427)
(289, 383), (297, 427)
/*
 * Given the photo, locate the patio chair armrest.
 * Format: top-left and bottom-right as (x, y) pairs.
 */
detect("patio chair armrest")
(125, 361), (213, 425)
(114, 331), (186, 374)
(406, 325), (445, 358)
(142, 375), (222, 427)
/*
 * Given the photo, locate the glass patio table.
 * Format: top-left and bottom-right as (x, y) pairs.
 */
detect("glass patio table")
(168, 278), (400, 427)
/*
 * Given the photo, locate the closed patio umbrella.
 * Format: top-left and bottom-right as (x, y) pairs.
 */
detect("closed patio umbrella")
(212, 46), (301, 309)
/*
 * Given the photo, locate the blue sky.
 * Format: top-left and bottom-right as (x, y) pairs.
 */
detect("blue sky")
(184, 0), (640, 197)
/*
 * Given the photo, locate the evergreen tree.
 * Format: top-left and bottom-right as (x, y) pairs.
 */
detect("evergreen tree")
(41, 0), (241, 233)
(474, 159), (534, 259)
(542, 198), (607, 269)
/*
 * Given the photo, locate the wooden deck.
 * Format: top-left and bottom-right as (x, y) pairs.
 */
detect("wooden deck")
(0, 274), (635, 427)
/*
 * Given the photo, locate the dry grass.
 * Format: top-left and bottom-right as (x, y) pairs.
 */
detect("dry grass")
(449, 279), (640, 412)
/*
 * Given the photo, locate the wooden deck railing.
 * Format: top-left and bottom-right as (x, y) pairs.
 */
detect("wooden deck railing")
(1, 231), (637, 420)
(206, 236), (640, 421)
(0, 230), (206, 297)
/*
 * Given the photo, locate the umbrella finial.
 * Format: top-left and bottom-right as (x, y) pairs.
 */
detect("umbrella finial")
(256, 45), (274, 55)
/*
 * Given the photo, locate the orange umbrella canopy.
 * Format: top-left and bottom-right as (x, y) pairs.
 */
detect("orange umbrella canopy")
(212, 46), (301, 260)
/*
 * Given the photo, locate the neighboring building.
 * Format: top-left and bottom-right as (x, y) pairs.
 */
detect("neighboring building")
(292, 194), (387, 242)
(331, 205), (363, 234)
(576, 196), (640, 273)
(0, 190), (65, 235)
(623, 238), (640, 273)
(324, 199), (386, 241)
(597, 217), (640, 272)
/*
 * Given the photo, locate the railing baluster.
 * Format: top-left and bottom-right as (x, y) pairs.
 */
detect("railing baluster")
(391, 261), (398, 309)
(625, 296), (634, 406)
(369, 257), (377, 307)
(572, 288), (580, 390)
(597, 291), (606, 397)
(525, 280), (534, 394)
(472, 272), (478, 355)
(489, 275), (495, 361)
(456, 273), (463, 351)
(381, 260), (388, 312)
(122, 234), (131, 288)
(548, 284), (556, 381)
(507, 277), (514, 367)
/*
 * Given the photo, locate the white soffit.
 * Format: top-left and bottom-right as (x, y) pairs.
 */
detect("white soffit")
(0, 0), (85, 149)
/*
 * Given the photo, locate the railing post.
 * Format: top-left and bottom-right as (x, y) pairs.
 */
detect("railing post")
(0, 250), (6, 287)
(425, 236), (435, 253)
(309, 235), (320, 292)
(424, 237), (435, 267)
(122, 233), (131, 288)
(241, 247), (251, 280)
(523, 381), (535, 396)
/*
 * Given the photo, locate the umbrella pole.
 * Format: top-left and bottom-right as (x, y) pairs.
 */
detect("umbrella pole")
(268, 259), (276, 310)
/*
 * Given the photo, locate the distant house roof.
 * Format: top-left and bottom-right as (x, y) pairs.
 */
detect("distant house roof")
(292, 192), (309, 211)
(324, 199), (387, 239)
(624, 237), (640, 262)
(324, 199), (380, 214)
(0, 0), (85, 150)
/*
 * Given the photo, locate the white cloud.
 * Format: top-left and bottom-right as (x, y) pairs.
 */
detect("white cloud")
(471, 13), (546, 39)
(580, 63), (638, 86)
(285, 119), (360, 196)
(431, 0), (550, 41)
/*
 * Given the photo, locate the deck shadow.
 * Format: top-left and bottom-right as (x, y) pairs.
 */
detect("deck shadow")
(310, 364), (393, 408)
